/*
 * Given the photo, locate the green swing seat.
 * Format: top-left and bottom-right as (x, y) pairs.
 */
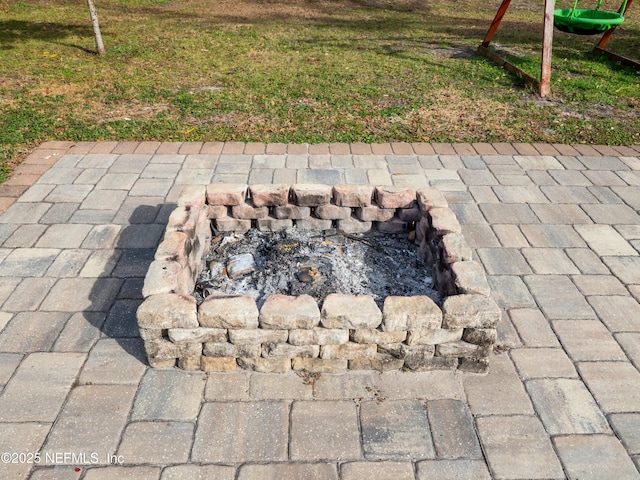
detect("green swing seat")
(554, 0), (627, 35)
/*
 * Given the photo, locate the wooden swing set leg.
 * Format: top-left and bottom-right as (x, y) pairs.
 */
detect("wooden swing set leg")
(478, 0), (554, 97)
(593, 0), (640, 69)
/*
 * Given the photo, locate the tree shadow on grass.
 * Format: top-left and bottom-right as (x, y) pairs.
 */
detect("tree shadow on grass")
(0, 20), (100, 53)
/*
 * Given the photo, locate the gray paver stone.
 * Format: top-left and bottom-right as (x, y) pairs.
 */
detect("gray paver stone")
(341, 461), (414, 480)
(416, 460), (491, 480)
(132, 370), (206, 420)
(160, 465), (236, 480)
(524, 275), (595, 319)
(427, 399), (482, 459)
(237, 463), (338, 480)
(609, 413), (640, 455)
(118, 421), (193, 464)
(578, 361), (640, 412)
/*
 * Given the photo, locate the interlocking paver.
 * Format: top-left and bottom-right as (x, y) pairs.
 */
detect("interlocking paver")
(290, 400), (360, 461)
(0, 311), (67, 352)
(524, 275), (595, 319)
(40, 277), (122, 311)
(237, 463), (337, 480)
(341, 461), (414, 480)
(616, 332), (640, 370)
(360, 400), (435, 459)
(463, 354), (534, 415)
(426, 399), (482, 459)
(79, 338), (146, 385)
(477, 415), (564, 479)
(521, 248), (579, 274)
(554, 320), (626, 361)
(416, 459), (491, 479)
(132, 370), (206, 421)
(82, 466), (161, 479)
(0, 423), (51, 480)
(0, 352), (85, 421)
(578, 361), (640, 412)
(572, 275), (629, 296)
(41, 384), (136, 463)
(486, 276), (536, 308)
(511, 348), (577, 378)
(526, 378), (609, 434)
(520, 224), (584, 247)
(35, 224), (93, 248)
(5, 141), (640, 477)
(609, 413), (640, 456)
(160, 465), (236, 480)
(476, 248), (531, 275)
(602, 256), (640, 284)
(118, 422), (194, 464)
(553, 435), (640, 480)
(588, 296), (640, 332)
(193, 402), (289, 462)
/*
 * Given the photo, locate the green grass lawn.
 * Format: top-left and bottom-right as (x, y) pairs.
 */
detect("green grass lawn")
(1, 0), (639, 180)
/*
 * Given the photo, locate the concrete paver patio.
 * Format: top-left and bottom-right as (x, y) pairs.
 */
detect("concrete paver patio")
(1, 141), (640, 479)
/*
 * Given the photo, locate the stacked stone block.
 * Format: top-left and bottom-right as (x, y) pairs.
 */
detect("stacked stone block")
(137, 184), (500, 373)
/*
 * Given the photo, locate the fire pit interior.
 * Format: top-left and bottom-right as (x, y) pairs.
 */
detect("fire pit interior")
(137, 184), (500, 374)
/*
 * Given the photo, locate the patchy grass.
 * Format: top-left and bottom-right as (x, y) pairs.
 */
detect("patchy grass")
(0, 0), (639, 180)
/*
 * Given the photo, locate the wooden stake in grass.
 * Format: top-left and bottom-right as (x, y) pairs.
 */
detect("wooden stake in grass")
(87, 0), (105, 55)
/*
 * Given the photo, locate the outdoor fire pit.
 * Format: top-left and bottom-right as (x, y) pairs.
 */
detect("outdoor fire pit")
(136, 184), (500, 374)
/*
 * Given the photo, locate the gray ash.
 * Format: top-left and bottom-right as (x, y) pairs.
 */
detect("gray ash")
(194, 227), (439, 308)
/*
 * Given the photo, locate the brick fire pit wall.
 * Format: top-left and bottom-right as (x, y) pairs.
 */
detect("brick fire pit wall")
(136, 184), (500, 374)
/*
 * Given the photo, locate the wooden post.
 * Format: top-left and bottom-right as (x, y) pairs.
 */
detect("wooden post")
(87, 0), (106, 55)
(540, 0), (554, 97)
(481, 0), (513, 47)
(596, 0), (634, 49)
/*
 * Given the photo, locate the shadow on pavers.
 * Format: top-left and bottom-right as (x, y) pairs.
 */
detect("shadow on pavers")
(87, 203), (175, 364)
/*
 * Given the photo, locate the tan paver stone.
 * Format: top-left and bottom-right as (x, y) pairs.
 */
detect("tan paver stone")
(616, 332), (640, 370)
(0, 248), (60, 276)
(460, 224), (500, 247)
(360, 400), (435, 459)
(0, 352), (85, 422)
(3, 224), (48, 247)
(553, 320), (626, 361)
(588, 296), (640, 332)
(526, 378), (609, 434)
(30, 466), (83, 479)
(160, 465), (236, 480)
(575, 224), (638, 256)
(0, 423), (51, 480)
(0, 311), (12, 332)
(520, 224), (585, 247)
(578, 362), (640, 412)
(0, 353), (22, 385)
(82, 466), (161, 480)
(41, 385), (136, 463)
(426, 399), (482, 459)
(509, 309), (559, 347)
(0, 311), (68, 352)
(290, 400), (361, 461)
(0, 277), (57, 311)
(602, 256), (640, 284)
(582, 204), (640, 224)
(511, 348), (577, 378)
(463, 354), (534, 415)
(40, 277), (122, 311)
(522, 248), (580, 274)
(572, 274), (629, 295)
(416, 459), (491, 479)
(609, 413), (640, 455)
(491, 225), (529, 247)
(52, 312), (106, 353)
(477, 416), (564, 479)
(377, 370), (464, 400)
(237, 463), (338, 480)
(132, 370), (206, 420)
(312, 371), (377, 399)
(531, 203), (593, 224)
(205, 371), (251, 401)
(468, 186), (499, 203)
(193, 401), (288, 462)
(513, 155), (564, 169)
(341, 461), (414, 479)
(79, 338), (146, 385)
(524, 275), (595, 319)
(553, 435), (640, 480)
(118, 422), (193, 464)
(566, 248), (611, 274)
(493, 185), (549, 203)
(476, 248), (531, 274)
(249, 372), (313, 399)
(479, 203), (539, 224)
